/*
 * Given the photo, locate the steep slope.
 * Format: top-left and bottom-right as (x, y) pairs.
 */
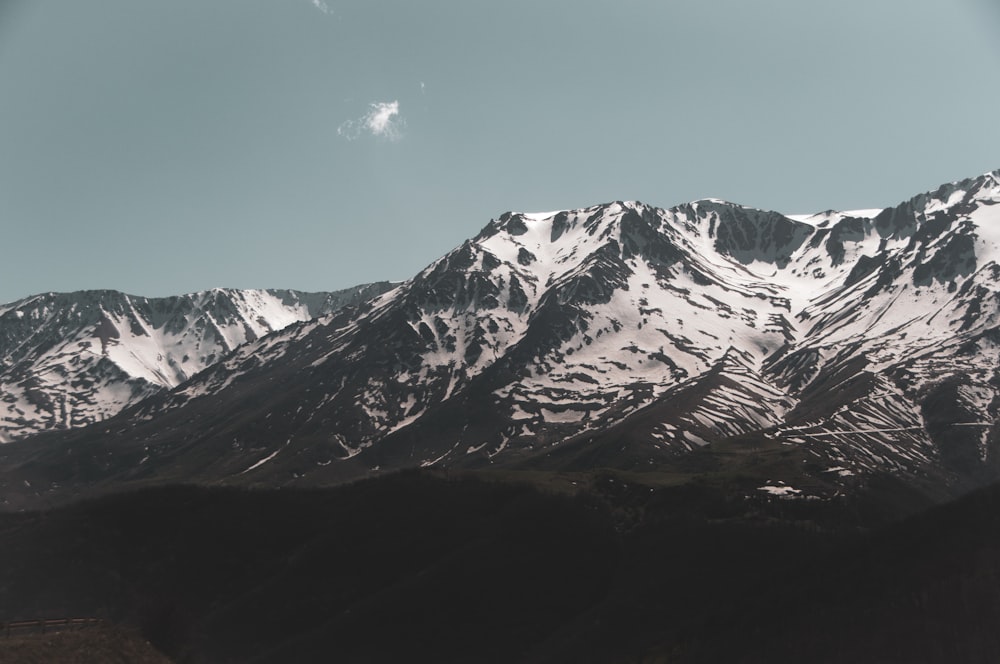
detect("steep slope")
(763, 172), (1000, 483)
(3, 170), (1000, 507)
(86, 200), (819, 486)
(0, 284), (395, 442)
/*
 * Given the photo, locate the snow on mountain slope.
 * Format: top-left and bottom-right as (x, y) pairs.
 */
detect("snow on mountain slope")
(133, 201), (815, 466)
(0, 284), (395, 442)
(4, 170), (1000, 504)
(761, 171), (1000, 478)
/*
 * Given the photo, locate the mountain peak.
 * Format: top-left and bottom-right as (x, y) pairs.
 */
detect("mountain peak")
(0, 282), (396, 442)
(7, 170), (1000, 509)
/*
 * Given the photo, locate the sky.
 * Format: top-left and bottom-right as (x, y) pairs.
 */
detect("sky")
(1, 0), (999, 304)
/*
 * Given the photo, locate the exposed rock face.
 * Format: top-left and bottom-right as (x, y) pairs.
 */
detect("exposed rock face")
(0, 284), (395, 441)
(4, 170), (1000, 506)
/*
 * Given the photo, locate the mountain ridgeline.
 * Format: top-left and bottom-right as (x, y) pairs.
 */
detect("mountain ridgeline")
(0, 284), (396, 442)
(2, 170), (1000, 508)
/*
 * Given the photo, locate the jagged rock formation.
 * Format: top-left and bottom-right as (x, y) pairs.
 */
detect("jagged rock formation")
(0, 284), (394, 441)
(3, 170), (1000, 505)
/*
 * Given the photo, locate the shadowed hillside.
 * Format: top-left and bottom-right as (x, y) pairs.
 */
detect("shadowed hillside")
(1, 470), (999, 663)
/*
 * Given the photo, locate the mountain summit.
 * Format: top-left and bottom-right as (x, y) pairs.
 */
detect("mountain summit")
(4, 170), (1000, 506)
(0, 284), (395, 442)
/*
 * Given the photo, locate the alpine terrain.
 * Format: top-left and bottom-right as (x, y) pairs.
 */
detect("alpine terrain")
(3, 170), (1000, 664)
(2, 170), (1000, 508)
(0, 284), (394, 443)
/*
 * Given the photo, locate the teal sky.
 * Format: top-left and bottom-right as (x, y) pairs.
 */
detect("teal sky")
(2, 0), (999, 304)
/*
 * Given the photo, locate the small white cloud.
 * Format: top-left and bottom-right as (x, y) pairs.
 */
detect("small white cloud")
(311, 0), (333, 15)
(366, 100), (400, 136)
(337, 100), (404, 141)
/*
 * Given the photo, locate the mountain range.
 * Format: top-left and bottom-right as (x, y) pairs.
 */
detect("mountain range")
(5, 169), (1000, 663)
(2, 169), (1000, 509)
(0, 284), (395, 442)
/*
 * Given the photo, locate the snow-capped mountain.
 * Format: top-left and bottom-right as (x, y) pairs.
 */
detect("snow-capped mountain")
(4, 170), (1000, 504)
(0, 284), (395, 442)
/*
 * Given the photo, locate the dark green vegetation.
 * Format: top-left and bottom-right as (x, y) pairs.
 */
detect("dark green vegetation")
(1, 470), (999, 663)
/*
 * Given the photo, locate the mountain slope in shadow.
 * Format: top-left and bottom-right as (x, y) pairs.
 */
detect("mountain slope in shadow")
(0, 470), (998, 663)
